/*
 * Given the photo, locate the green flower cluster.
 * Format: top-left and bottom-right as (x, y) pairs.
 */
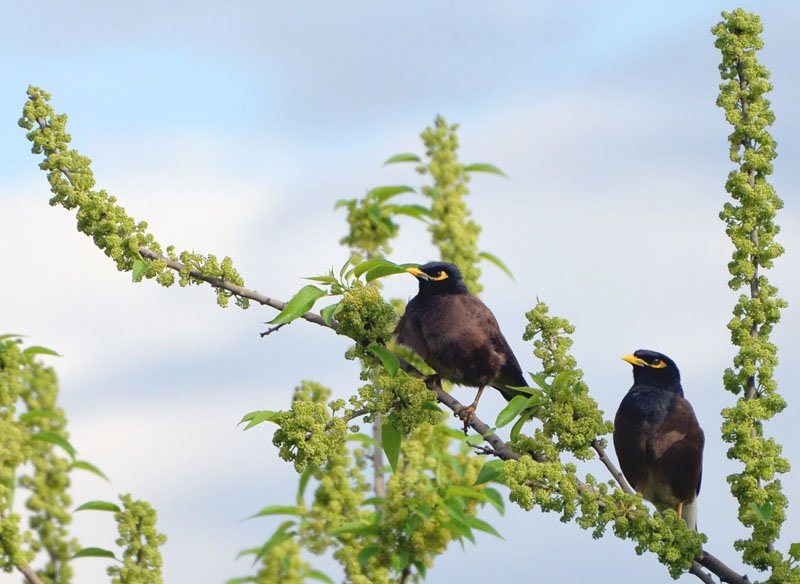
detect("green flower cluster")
(18, 360), (78, 584)
(19, 87), (248, 308)
(417, 116), (482, 294)
(713, 10), (795, 578)
(108, 494), (167, 584)
(336, 285), (397, 350)
(522, 302), (614, 459)
(0, 337), (75, 580)
(503, 457), (704, 578)
(272, 381), (349, 473)
(254, 538), (312, 584)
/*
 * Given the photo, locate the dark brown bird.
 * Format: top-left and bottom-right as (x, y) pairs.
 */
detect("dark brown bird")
(614, 349), (704, 529)
(395, 261), (527, 431)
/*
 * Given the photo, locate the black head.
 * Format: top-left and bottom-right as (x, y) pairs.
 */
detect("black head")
(406, 261), (469, 296)
(622, 349), (683, 394)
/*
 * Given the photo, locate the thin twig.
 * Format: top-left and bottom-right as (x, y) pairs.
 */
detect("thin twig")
(592, 439), (634, 495)
(260, 323), (288, 337)
(139, 247), (337, 330)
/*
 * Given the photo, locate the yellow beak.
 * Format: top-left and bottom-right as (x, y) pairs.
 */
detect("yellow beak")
(622, 354), (647, 367)
(406, 267), (429, 280)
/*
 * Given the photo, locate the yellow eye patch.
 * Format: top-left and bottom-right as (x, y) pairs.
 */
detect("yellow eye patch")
(649, 360), (667, 369)
(429, 270), (449, 281)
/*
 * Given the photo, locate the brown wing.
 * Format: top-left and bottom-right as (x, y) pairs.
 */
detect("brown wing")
(649, 396), (704, 501)
(395, 293), (525, 395)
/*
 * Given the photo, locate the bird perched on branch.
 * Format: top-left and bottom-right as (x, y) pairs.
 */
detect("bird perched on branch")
(614, 349), (704, 530)
(395, 261), (527, 432)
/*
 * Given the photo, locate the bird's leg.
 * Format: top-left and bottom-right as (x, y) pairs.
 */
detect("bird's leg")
(424, 373), (442, 389)
(676, 501), (683, 521)
(454, 386), (486, 434)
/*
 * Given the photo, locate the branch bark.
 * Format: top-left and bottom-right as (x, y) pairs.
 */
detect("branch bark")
(17, 564), (46, 584)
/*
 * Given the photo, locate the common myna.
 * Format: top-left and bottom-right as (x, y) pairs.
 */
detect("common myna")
(395, 261), (527, 431)
(614, 349), (704, 530)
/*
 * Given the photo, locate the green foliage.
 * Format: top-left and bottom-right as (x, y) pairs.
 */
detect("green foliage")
(713, 10), (797, 580)
(107, 494), (167, 584)
(19, 86), (249, 308)
(417, 116), (483, 293)
(0, 335), (77, 582)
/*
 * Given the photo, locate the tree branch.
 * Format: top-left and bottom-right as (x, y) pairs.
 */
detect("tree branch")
(17, 564), (46, 584)
(139, 247), (336, 330)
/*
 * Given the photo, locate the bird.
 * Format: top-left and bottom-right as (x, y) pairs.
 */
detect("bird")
(613, 349), (704, 530)
(394, 261), (527, 432)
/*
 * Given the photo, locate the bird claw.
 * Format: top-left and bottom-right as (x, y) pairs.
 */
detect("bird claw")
(454, 405), (476, 434)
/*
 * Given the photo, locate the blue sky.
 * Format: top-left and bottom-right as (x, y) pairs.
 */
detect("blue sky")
(3, 2), (800, 583)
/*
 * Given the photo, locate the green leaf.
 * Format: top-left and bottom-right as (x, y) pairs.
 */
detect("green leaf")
(320, 302), (339, 326)
(384, 153), (421, 165)
(789, 542), (800, 561)
(0, 334), (24, 342)
(362, 497), (388, 506)
(248, 506), (301, 520)
(347, 433), (380, 448)
(463, 162), (507, 177)
(225, 578), (258, 584)
(370, 345), (399, 376)
(551, 370), (574, 393)
(495, 395), (529, 428)
(465, 515), (504, 539)
(23, 345), (61, 357)
(234, 547), (262, 560)
(334, 198), (353, 209)
(483, 487), (505, 514)
(304, 275), (338, 284)
(748, 501), (772, 524)
(381, 418), (402, 472)
(434, 425), (467, 440)
(353, 259), (395, 278)
(19, 409), (66, 424)
(475, 459), (505, 486)
(297, 467), (313, 506)
(254, 521), (296, 564)
(72, 547), (116, 560)
(268, 285), (327, 325)
(31, 431), (76, 459)
(131, 259), (149, 282)
(302, 570), (335, 584)
(478, 251), (514, 280)
(75, 501), (121, 513)
(367, 185), (415, 203)
(238, 410), (280, 430)
(70, 461), (110, 482)
(357, 545), (381, 565)
(529, 372), (550, 390)
(412, 560), (427, 579)
(446, 485), (490, 504)
(365, 263), (411, 282)
(385, 204), (435, 220)
(465, 432), (485, 446)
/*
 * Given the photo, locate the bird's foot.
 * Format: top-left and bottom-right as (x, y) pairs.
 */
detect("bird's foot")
(454, 404), (476, 434)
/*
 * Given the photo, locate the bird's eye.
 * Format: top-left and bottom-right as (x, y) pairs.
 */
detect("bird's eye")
(652, 358), (661, 365)
(437, 271), (444, 278)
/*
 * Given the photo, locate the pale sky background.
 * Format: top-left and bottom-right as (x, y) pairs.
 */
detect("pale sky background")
(3, 1), (800, 583)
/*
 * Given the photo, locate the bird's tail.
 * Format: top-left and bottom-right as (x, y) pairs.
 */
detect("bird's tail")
(682, 499), (698, 531)
(491, 364), (529, 402)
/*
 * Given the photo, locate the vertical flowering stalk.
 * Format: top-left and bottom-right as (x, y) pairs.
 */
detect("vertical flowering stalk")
(713, 10), (793, 578)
